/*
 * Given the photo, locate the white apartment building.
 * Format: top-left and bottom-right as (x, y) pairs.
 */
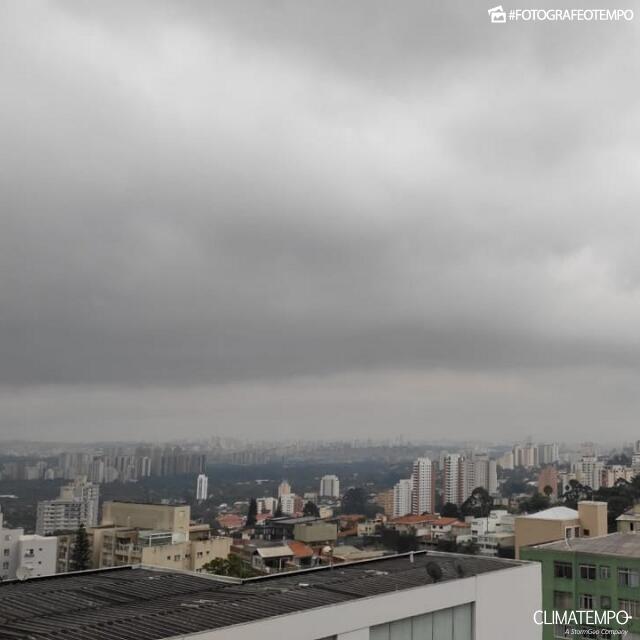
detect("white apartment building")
(257, 497), (278, 514)
(392, 478), (412, 517)
(277, 480), (291, 498)
(0, 510), (57, 580)
(469, 510), (515, 557)
(4, 552), (542, 640)
(280, 493), (297, 515)
(442, 454), (463, 506)
(196, 474), (209, 501)
(410, 458), (434, 515)
(36, 478), (100, 535)
(319, 474), (340, 499)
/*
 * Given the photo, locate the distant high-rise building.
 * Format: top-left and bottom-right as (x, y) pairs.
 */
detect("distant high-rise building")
(278, 480), (292, 498)
(513, 443), (538, 469)
(411, 458), (434, 515)
(538, 443), (560, 465)
(319, 475), (340, 499)
(392, 479), (412, 517)
(442, 454), (464, 506)
(36, 478), (99, 535)
(196, 474), (209, 501)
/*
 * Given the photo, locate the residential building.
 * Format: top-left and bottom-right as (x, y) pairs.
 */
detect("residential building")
(260, 516), (337, 546)
(538, 443), (560, 465)
(442, 453), (467, 508)
(101, 501), (190, 538)
(374, 488), (394, 516)
(537, 466), (559, 499)
(256, 497), (278, 514)
(35, 478), (100, 535)
(196, 474), (209, 501)
(280, 493), (301, 516)
(0, 510), (57, 580)
(522, 532), (640, 640)
(319, 474), (340, 499)
(2, 551), (541, 640)
(469, 510), (515, 557)
(277, 480), (291, 498)
(411, 457), (434, 515)
(514, 501), (608, 558)
(616, 504), (640, 533)
(392, 478), (412, 517)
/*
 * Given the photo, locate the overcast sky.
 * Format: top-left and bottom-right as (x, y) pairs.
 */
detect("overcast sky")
(1, 1), (640, 443)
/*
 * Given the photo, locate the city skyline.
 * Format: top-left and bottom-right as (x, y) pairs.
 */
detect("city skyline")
(2, 2), (640, 442)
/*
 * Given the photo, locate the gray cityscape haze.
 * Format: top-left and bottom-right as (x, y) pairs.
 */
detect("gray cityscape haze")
(1, 1), (639, 442)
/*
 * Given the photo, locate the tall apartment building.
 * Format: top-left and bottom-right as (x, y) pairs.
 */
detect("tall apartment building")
(0, 510), (57, 580)
(36, 478), (100, 535)
(538, 442), (560, 465)
(441, 454), (497, 506)
(277, 480), (291, 498)
(196, 474), (208, 501)
(513, 442), (538, 468)
(393, 478), (413, 517)
(319, 474), (340, 499)
(442, 453), (464, 506)
(579, 455), (604, 490)
(410, 457), (434, 515)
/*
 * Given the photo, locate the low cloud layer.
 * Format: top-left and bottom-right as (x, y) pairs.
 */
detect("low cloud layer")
(1, 1), (640, 441)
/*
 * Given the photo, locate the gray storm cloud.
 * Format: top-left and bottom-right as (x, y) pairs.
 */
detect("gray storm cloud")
(1, 0), (640, 440)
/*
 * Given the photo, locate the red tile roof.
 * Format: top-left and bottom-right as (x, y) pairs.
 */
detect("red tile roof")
(286, 540), (314, 558)
(390, 514), (439, 525)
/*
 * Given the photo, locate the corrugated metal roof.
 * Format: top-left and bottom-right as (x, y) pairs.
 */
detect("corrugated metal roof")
(0, 552), (522, 640)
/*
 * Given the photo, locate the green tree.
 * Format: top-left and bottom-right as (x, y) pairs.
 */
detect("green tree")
(303, 501), (320, 517)
(518, 492), (550, 514)
(202, 555), (258, 578)
(456, 540), (480, 555)
(562, 479), (593, 509)
(70, 523), (91, 572)
(460, 487), (493, 518)
(246, 498), (257, 528)
(543, 485), (553, 498)
(341, 488), (367, 514)
(380, 528), (419, 553)
(441, 502), (460, 519)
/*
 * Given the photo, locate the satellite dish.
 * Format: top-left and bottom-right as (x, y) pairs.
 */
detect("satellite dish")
(426, 562), (443, 583)
(15, 567), (31, 581)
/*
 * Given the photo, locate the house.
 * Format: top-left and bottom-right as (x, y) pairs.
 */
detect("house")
(514, 501), (607, 558)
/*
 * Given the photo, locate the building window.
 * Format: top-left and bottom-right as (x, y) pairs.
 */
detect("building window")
(370, 603), (472, 640)
(600, 566), (610, 579)
(620, 600), (640, 618)
(619, 568), (640, 587)
(601, 596), (612, 610)
(554, 591), (572, 611)
(554, 561), (573, 579)
(579, 594), (594, 610)
(579, 565), (596, 580)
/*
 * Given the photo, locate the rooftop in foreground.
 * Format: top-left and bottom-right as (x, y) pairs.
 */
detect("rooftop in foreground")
(531, 531), (640, 558)
(0, 552), (523, 640)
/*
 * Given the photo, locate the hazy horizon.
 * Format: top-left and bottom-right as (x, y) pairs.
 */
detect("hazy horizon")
(2, 1), (640, 442)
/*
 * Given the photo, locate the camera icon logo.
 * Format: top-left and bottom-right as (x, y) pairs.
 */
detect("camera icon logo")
(488, 5), (507, 23)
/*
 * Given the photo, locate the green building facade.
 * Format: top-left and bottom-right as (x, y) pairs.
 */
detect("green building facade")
(522, 533), (640, 639)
